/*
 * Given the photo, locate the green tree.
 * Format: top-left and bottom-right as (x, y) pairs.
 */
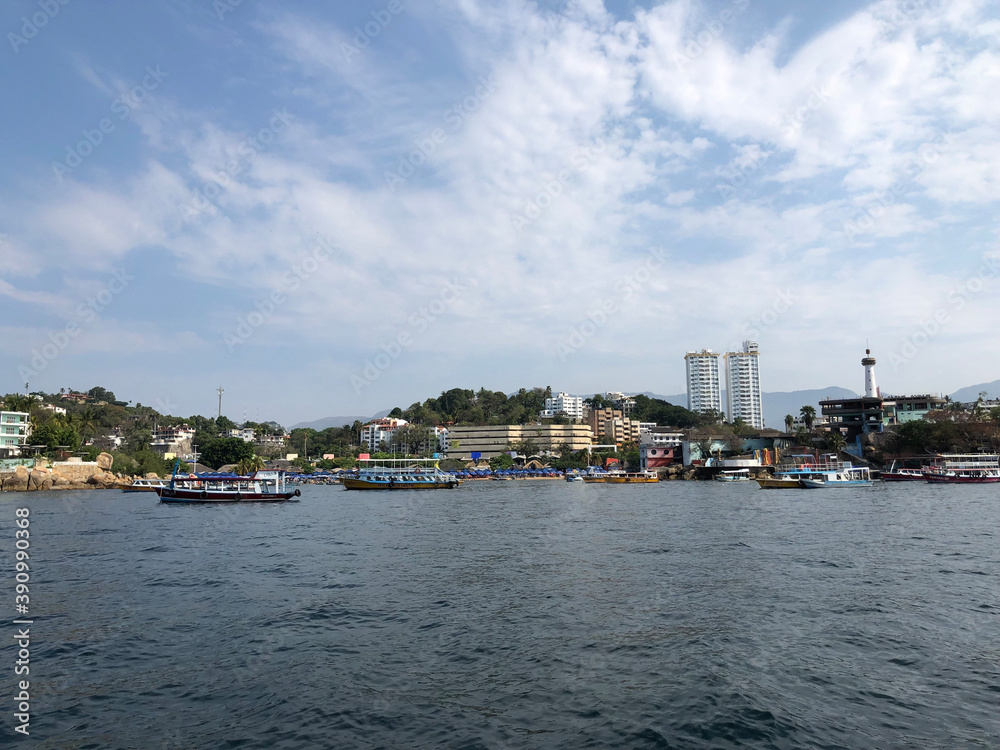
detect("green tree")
(731, 417), (748, 436)
(799, 405), (816, 431)
(784, 414), (795, 432)
(200, 437), (254, 469)
(489, 453), (514, 470)
(235, 455), (266, 475)
(826, 431), (847, 454)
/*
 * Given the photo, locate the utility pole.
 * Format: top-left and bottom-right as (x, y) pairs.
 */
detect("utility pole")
(217, 386), (224, 419)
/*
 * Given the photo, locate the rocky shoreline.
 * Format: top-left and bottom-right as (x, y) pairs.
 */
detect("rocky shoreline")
(0, 452), (156, 493)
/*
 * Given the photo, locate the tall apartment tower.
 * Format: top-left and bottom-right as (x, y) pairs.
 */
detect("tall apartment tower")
(725, 340), (764, 430)
(685, 349), (722, 414)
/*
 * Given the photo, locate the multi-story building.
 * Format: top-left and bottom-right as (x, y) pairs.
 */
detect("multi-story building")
(882, 395), (948, 425)
(587, 407), (641, 444)
(540, 392), (584, 420)
(256, 433), (290, 448)
(446, 424), (593, 460)
(150, 424), (196, 456)
(0, 411), (31, 456)
(605, 392), (636, 416)
(724, 340), (764, 430)
(359, 419), (408, 452)
(685, 350), (722, 415)
(227, 427), (257, 442)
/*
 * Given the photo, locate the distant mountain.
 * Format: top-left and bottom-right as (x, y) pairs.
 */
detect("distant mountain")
(950, 380), (1000, 403)
(291, 409), (393, 431)
(630, 387), (857, 430)
(760, 387), (856, 430)
(290, 415), (372, 431)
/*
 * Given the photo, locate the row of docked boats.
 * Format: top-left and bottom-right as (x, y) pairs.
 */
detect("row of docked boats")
(122, 452), (1000, 501)
(752, 452), (1000, 489)
(882, 454), (1000, 483)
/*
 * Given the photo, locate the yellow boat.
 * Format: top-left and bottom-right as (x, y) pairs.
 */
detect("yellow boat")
(756, 477), (804, 489)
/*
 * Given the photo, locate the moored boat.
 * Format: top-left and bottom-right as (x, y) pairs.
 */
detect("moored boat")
(755, 453), (874, 489)
(156, 468), (300, 503)
(715, 469), (751, 482)
(341, 458), (460, 490)
(881, 460), (927, 481)
(122, 477), (168, 493)
(924, 454), (1000, 484)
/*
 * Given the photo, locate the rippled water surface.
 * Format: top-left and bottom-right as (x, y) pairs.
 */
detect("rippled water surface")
(2, 480), (998, 748)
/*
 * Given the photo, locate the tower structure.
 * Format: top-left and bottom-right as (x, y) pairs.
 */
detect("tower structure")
(725, 341), (764, 430)
(684, 350), (722, 415)
(217, 386), (225, 419)
(862, 349), (879, 398)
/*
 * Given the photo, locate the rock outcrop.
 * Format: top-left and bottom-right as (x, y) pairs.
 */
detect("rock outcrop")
(97, 452), (114, 471)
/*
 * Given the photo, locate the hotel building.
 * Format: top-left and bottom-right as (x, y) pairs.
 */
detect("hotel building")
(685, 350), (722, 415)
(724, 341), (764, 430)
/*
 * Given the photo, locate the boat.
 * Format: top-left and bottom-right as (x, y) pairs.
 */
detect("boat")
(156, 468), (300, 503)
(584, 469), (658, 484)
(756, 453), (874, 489)
(122, 477), (168, 493)
(881, 460), (927, 481)
(565, 473), (584, 482)
(341, 458), (460, 490)
(621, 471), (659, 483)
(800, 478), (826, 489)
(924, 454), (1000, 484)
(714, 469), (751, 482)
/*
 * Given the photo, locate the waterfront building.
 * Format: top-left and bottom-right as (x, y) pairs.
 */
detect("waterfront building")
(724, 341), (764, 430)
(540, 392), (584, 420)
(446, 424), (593, 460)
(0, 411), (30, 456)
(685, 350), (722, 415)
(640, 428), (684, 448)
(881, 394), (948, 425)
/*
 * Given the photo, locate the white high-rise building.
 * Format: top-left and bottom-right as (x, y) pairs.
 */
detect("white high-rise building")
(541, 392), (584, 420)
(685, 350), (722, 415)
(725, 341), (764, 430)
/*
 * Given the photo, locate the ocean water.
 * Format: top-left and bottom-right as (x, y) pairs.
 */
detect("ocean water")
(1, 480), (998, 749)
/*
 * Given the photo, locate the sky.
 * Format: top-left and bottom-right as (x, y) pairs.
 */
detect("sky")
(1, 0), (998, 427)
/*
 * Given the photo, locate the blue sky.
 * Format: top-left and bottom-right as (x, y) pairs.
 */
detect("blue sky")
(1, 0), (998, 426)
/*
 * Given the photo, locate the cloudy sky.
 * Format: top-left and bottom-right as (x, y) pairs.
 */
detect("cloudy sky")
(1, 0), (998, 426)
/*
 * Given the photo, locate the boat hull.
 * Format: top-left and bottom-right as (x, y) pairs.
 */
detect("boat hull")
(756, 478), (804, 489)
(881, 472), (925, 481)
(342, 478), (458, 490)
(925, 475), (1000, 484)
(156, 487), (299, 502)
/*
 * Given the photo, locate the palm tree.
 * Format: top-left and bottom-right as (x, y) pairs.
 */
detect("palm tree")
(235, 455), (265, 475)
(784, 414), (795, 433)
(826, 431), (847, 454)
(800, 405), (816, 431)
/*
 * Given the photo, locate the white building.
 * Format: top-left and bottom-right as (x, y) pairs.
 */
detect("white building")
(0, 411), (31, 455)
(150, 424), (196, 455)
(360, 418), (408, 452)
(227, 427), (257, 442)
(685, 350), (722, 415)
(541, 392), (584, 420)
(724, 340), (764, 430)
